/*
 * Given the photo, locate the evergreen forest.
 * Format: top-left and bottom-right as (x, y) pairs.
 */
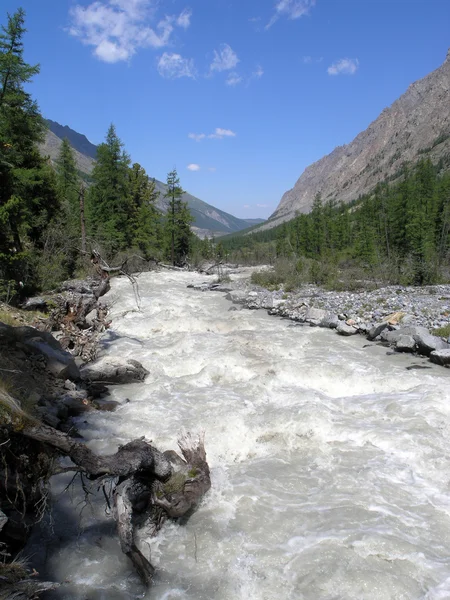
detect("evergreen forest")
(0, 9), (199, 303)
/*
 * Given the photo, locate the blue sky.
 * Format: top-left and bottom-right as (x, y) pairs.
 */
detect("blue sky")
(2, 0), (450, 219)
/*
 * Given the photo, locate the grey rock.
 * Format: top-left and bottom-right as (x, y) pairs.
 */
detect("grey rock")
(0, 324), (80, 381)
(430, 349), (450, 366)
(320, 314), (340, 329)
(336, 322), (358, 336)
(85, 308), (97, 326)
(225, 290), (247, 305)
(22, 296), (48, 311)
(367, 321), (389, 341)
(413, 332), (449, 356)
(305, 307), (328, 323)
(395, 335), (416, 353)
(380, 325), (428, 344)
(80, 356), (149, 384)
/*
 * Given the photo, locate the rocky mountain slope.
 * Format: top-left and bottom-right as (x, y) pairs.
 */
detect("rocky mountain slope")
(39, 121), (263, 237)
(266, 49), (450, 229)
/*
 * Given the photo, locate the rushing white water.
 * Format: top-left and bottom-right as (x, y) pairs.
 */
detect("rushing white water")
(32, 270), (450, 599)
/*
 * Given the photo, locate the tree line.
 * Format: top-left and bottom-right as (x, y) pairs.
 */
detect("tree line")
(222, 158), (450, 287)
(0, 8), (197, 302)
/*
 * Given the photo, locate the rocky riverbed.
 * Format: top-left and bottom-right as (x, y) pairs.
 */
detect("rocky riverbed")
(190, 267), (450, 367)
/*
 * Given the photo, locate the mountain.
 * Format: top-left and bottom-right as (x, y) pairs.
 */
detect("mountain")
(39, 121), (264, 237)
(265, 49), (450, 229)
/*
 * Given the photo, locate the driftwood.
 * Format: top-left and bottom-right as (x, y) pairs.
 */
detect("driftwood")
(21, 423), (210, 586)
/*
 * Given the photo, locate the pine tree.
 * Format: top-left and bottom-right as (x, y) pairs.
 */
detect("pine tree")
(87, 124), (131, 255)
(163, 169), (194, 266)
(0, 8), (59, 295)
(129, 162), (160, 259)
(55, 138), (80, 238)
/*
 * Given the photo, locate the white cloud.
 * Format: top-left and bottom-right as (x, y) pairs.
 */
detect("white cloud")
(252, 65), (264, 79)
(187, 163), (200, 171)
(302, 55), (323, 64)
(208, 167), (217, 172)
(210, 43), (239, 72)
(209, 128), (236, 139)
(188, 128), (236, 141)
(327, 58), (359, 76)
(226, 72), (243, 86)
(267, 0), (316, 29)
(244, 204), (251, 208)
(177, 8), (192, 29)
(256, 203), (269, 208)
(69, 0), (190, 63)
(188, 133), (206, 142)
(158, 53), (196, 79)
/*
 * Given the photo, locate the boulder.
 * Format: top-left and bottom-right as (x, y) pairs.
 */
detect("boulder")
(85, 308), (97, 327)
(336, 322), (358, 336)
(22, 296), (48, 312)
(430, 349), (450, 366)
(305, 307), (328, 326)
(0, 323), (80, 381)
(413, 332), (449, 356)
(380, 325), (428, 344)
(225, 290), (247, 305)
(319, 314), (340, 329)
(395, 335), (416, 353)
(80, 356), (149, 384)
(367, 322), (388, 341)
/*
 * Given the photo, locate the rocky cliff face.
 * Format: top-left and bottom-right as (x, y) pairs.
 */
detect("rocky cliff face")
(267, 49), (450, 228)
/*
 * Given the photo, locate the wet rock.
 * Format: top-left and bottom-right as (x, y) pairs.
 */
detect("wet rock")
(430, 349), (450, 366)
(320, 314), (340, 329)
(367, 322), (389, 341)
(80, 356), (149, 384)
(413, 332), (449, 356)
(60, 391), (91, 416)
(336, 322), (358, 336)
(395, 335), (416, 353)
(380, 325), (428, 344)
(305, 307), (328, 326)
(94, 399), (120, 412)
(225, 290), (247, 304)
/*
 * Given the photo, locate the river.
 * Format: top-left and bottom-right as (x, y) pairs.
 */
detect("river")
(32, 269), (450, 599)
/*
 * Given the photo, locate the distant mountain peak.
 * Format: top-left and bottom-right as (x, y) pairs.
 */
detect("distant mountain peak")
(46, 120), (98, 160)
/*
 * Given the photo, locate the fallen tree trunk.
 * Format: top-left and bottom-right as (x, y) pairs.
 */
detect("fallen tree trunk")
(20, 422), (210, 586)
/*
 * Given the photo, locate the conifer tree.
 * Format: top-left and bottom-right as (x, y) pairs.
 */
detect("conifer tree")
(0, 8), (59, 295)
(163, 169), (194, 266)
(129, 162), (160, 259)
(87, 124), (131, 255)
(55, 137), (80, 237)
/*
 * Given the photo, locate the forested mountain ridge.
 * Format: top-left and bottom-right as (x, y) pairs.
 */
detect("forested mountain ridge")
(40, 121), (263, 236)
(265, 49), (450, 229)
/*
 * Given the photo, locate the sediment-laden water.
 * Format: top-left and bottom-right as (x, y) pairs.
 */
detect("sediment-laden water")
(31, 270), (450, 599)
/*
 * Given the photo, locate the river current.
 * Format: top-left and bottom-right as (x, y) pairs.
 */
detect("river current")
(32, 270), (450, 599)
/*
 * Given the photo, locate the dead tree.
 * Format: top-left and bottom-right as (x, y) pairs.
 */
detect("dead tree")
(21, 421), (210, 586)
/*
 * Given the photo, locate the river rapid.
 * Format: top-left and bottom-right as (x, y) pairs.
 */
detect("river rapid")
(34, 270), (450, 599)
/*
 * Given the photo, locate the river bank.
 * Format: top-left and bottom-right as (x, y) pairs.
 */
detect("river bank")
(191, 266), (450, 366)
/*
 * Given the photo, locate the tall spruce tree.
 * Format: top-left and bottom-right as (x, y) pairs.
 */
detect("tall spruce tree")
(55, 138), (80, 238)
(163, 169), (193, 266)
(129, 162), (160, 259)
(87, 124), (131, 256)
(0, 8), (59, 296)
